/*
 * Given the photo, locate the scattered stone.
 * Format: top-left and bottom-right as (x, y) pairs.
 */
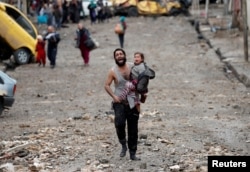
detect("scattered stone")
(73, 116), (82, 120)
(0, 163), (15, 172)
(140, 163), (147, 169)
(19, 124), (31, 128)
(169, 165), (180, 170)
(139, 134), (147, 140)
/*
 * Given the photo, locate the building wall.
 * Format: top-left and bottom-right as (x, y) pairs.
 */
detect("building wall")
(247, 0), (250, 29)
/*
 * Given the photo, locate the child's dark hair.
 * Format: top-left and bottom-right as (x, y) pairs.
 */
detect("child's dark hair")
(134, 52), (144, 62)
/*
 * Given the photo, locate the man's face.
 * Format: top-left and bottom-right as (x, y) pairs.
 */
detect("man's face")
(115, 50), (126, 66)
(48, 26), (54, 33)
(78, 23), (83, 30)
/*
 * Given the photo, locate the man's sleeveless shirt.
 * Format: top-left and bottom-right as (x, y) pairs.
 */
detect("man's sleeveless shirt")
(113, 63), (133, 98)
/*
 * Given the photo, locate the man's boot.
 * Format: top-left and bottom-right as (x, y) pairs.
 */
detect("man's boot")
(119, 139), (127, 157)
(129, 151), (141, 161)
(120, 144), (127, 157)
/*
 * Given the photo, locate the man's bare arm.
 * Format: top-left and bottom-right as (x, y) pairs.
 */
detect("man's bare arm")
(104, 69), (120, 103)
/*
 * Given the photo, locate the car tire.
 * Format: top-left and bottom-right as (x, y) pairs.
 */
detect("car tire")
(13, 48), (30, 65)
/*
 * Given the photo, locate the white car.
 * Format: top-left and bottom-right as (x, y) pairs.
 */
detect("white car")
(81, 0), (113, 17)
(0, 71), (17, 115)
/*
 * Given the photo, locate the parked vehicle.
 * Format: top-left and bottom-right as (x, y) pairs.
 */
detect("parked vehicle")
(0, 71), (17, 115)
(0, 2), (38, 65)
(112, 0), (191, 17)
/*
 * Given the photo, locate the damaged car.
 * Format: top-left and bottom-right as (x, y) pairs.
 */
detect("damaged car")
(112, 0), (192, 17)
(0, 2), (38, 65)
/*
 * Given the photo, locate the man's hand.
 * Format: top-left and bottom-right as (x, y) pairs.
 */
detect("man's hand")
(113, 95), (121, 103)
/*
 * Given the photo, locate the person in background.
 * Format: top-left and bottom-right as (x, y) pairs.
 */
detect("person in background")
(96, 0), (104, 23)
(104, 48), (141, 161)
(44, 26), (60, 69)
(88, 0), (97, 25)
(117, 16), (127, 48)
(68, 0), (82, 23)
(62, 0), (70, 24)
(75, 22), (91, 67)
(36, 35), (46, 67)
(103, 2), (111, 22)
(53, 3), (63, 29)
(45, 3), (54, 26)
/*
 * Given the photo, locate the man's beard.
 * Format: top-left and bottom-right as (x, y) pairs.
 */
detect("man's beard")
(115, 58), (127, 67)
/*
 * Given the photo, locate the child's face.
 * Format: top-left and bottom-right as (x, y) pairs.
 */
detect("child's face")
(134, 54), (143, 65)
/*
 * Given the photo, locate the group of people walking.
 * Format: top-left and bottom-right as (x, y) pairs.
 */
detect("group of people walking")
(88, 0), (112, 24)
(36, 25), (61, 68)
(36, 14), (127, 68)
(35, 0), (112, 29)
(36, 22), (90, 68)
(36, 0), (83, 28)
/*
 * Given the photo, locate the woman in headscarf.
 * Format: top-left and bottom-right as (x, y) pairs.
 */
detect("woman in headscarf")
(75, 22), (91, 66)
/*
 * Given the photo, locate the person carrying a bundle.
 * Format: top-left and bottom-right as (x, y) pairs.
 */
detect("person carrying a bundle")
(75, 22), (92, 67)
(119, 52), (155, 111)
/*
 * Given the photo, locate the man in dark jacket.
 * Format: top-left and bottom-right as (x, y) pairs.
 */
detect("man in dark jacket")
(44, 26), (60, 69)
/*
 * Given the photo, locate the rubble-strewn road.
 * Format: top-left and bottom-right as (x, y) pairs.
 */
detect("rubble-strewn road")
(0, 15), (250, 172)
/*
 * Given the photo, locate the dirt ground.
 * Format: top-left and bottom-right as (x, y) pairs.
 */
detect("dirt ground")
(0, 13), (250, 172)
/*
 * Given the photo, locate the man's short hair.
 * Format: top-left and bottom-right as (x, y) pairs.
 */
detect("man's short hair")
(113, 48), (126, 58)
